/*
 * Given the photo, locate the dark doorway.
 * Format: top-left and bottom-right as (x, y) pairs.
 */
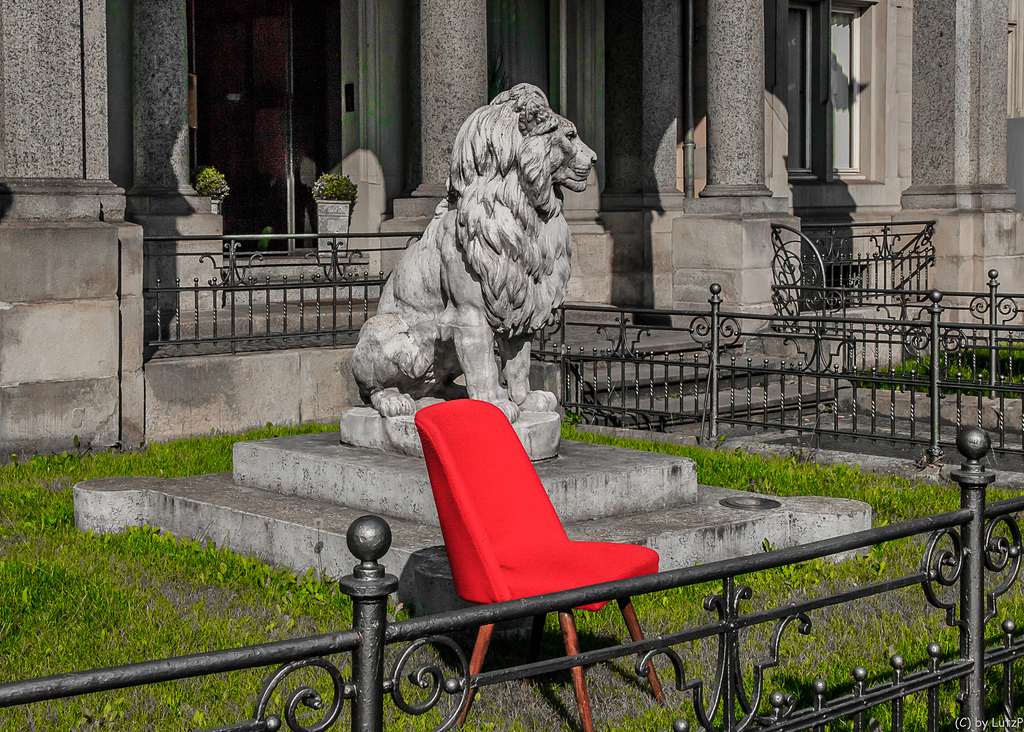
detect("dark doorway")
(190, 0), (341, 245)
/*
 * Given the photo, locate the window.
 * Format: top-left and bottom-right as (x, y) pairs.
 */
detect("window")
(786, 4), (813, 173)
(783, 1), (866, 179)
(831, 9), (859, 171)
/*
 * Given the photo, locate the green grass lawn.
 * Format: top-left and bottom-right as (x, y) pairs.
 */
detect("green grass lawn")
(0, 422), (1021, 730)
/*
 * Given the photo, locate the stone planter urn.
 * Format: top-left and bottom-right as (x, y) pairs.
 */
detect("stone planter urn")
(316, 200), (353, 252)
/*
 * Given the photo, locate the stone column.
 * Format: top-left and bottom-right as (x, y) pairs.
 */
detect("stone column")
(641, 0), (683, 204)
(414, 0), (488, 199)
(655, 0), (791, 313)
(0, 0), (143, 457)
(699, 0), (772, 197)
(127, 0), (207, 221)
(905, 0), (1009, 195)
(899, 0), (1018, 291)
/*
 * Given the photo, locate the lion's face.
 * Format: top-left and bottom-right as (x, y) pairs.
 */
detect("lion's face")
(548, 116), (596, 193)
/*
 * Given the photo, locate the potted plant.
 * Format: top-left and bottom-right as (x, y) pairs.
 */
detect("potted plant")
(312, 173), (358, 250)
(195, 166), (230, 215)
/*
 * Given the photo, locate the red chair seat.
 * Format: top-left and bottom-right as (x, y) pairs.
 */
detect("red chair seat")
(496, 541), (659, 611)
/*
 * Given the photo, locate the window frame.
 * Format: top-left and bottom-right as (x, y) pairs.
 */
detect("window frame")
(777, 0), (875, 183)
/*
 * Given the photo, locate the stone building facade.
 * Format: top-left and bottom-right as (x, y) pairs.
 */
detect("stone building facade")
(1, 0), (1022, 454)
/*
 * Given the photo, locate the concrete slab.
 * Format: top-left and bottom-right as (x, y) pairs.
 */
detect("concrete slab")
(231, 433), (699, 525)
(73, 473), (870, 601)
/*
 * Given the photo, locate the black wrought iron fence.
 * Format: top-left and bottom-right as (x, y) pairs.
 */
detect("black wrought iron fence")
(143, 232), (417, 358)
(0, 431), (1021, 730)
(553, 272), (1024, 460)
(771, 220), (935, 316)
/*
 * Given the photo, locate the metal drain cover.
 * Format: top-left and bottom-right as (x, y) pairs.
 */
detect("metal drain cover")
(720, 496), (782, 510)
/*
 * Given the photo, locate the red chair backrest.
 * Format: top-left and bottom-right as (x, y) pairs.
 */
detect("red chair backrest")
(415, 399), (570, 604)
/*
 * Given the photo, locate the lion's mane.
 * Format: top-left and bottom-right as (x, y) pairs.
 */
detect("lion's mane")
(446, 84), (572, 336)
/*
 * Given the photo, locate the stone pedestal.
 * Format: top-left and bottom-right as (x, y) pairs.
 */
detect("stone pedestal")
(338, 406), (561, 461)
(73, 432), (871, 607)
(650, 197), (793, 312)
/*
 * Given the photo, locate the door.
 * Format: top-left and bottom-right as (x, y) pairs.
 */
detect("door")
(190, 0), (341, 247)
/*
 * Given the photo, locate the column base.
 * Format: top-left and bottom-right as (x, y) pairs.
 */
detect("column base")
(894, 204), (1021, 293)
(901, 184), (1017, 211)
(649, 197), (794, 312)
(699, 182), (774, 198)
(0, 178), (125, 222)
(391, 189), (446, 221)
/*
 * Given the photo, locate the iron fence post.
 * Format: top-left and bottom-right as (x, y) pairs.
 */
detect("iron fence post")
(339, 515), (399, 732)
(709, 284), (722, 441)
(927, 291), (944, 463)
(950, 426), (996, 726)
(988, 269), (999, 397)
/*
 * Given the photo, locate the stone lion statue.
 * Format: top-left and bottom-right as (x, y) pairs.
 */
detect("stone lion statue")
(351, 83), (596, 423)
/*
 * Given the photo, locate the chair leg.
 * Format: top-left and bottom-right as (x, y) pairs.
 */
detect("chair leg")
(617, 597), (665, 704)
(558, 610), (595, 732)
(457, 623), (495, 726)
(523, 613), (547, 686)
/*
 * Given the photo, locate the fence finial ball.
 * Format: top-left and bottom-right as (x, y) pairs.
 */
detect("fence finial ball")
(956, 426), (990, 462)
(710, 283), (722, 295)
(989, 269), (1000, 281)
(928, 290), (943, 303)
(347, 515), (392, 563)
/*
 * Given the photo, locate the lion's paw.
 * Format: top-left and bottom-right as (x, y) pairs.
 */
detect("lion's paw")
(520, 390), (559, 413)
(371, 388), (417, 418)
(489, 398), (521, 424)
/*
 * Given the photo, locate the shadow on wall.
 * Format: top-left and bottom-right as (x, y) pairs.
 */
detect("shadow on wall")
(0, 183), (11, 222)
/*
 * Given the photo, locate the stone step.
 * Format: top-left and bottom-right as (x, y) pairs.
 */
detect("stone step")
(73, 473), (871, 607)
(231, 433), (699, 525)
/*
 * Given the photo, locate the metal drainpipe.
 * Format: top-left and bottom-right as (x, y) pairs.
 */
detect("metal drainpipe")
(682, 0), (696, 198)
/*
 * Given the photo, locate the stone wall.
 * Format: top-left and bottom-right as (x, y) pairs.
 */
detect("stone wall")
(144, 348), (362, 443)
(0, 222), (143, 458)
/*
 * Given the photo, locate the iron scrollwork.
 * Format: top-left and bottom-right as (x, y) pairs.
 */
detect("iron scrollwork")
(983, 513), (1023, 623)
(687, 315), (742, 351)
(388, 636), (470, 732)
(593, 315), (651, 358)
(921, 526), (965, 628)
(657, 583), (813, 732)
(202, 241), (265, 288)
(207, 657), (353, 732)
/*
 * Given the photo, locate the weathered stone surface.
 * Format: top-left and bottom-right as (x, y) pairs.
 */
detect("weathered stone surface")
(232, 433), (698, 525)
(416, 0), (487, 193)
(910, 0), (1008, 189)
(0, 221), (119, 301)
(0, 0), (83, 178)
(842, 389), (1024, 434)
(0, 179), (125, 222)
(701, 0), (770, 196)
(641, 0), (681, 195)
(74, 472), (871, 591)
(145, 348), (359, 442)
(73, 473), (443, 584)
(0, 300), (119, 387)
(131, 0), (192, 194)
(82, 0), (110, 180)
(316, 202), (352, 251)
(1, 377), (120, 457)
(338, 406), (560, 460)
(351, 85), (595, 427)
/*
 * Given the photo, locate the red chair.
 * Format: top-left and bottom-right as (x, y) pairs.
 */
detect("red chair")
(414, 399), (664, 732)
